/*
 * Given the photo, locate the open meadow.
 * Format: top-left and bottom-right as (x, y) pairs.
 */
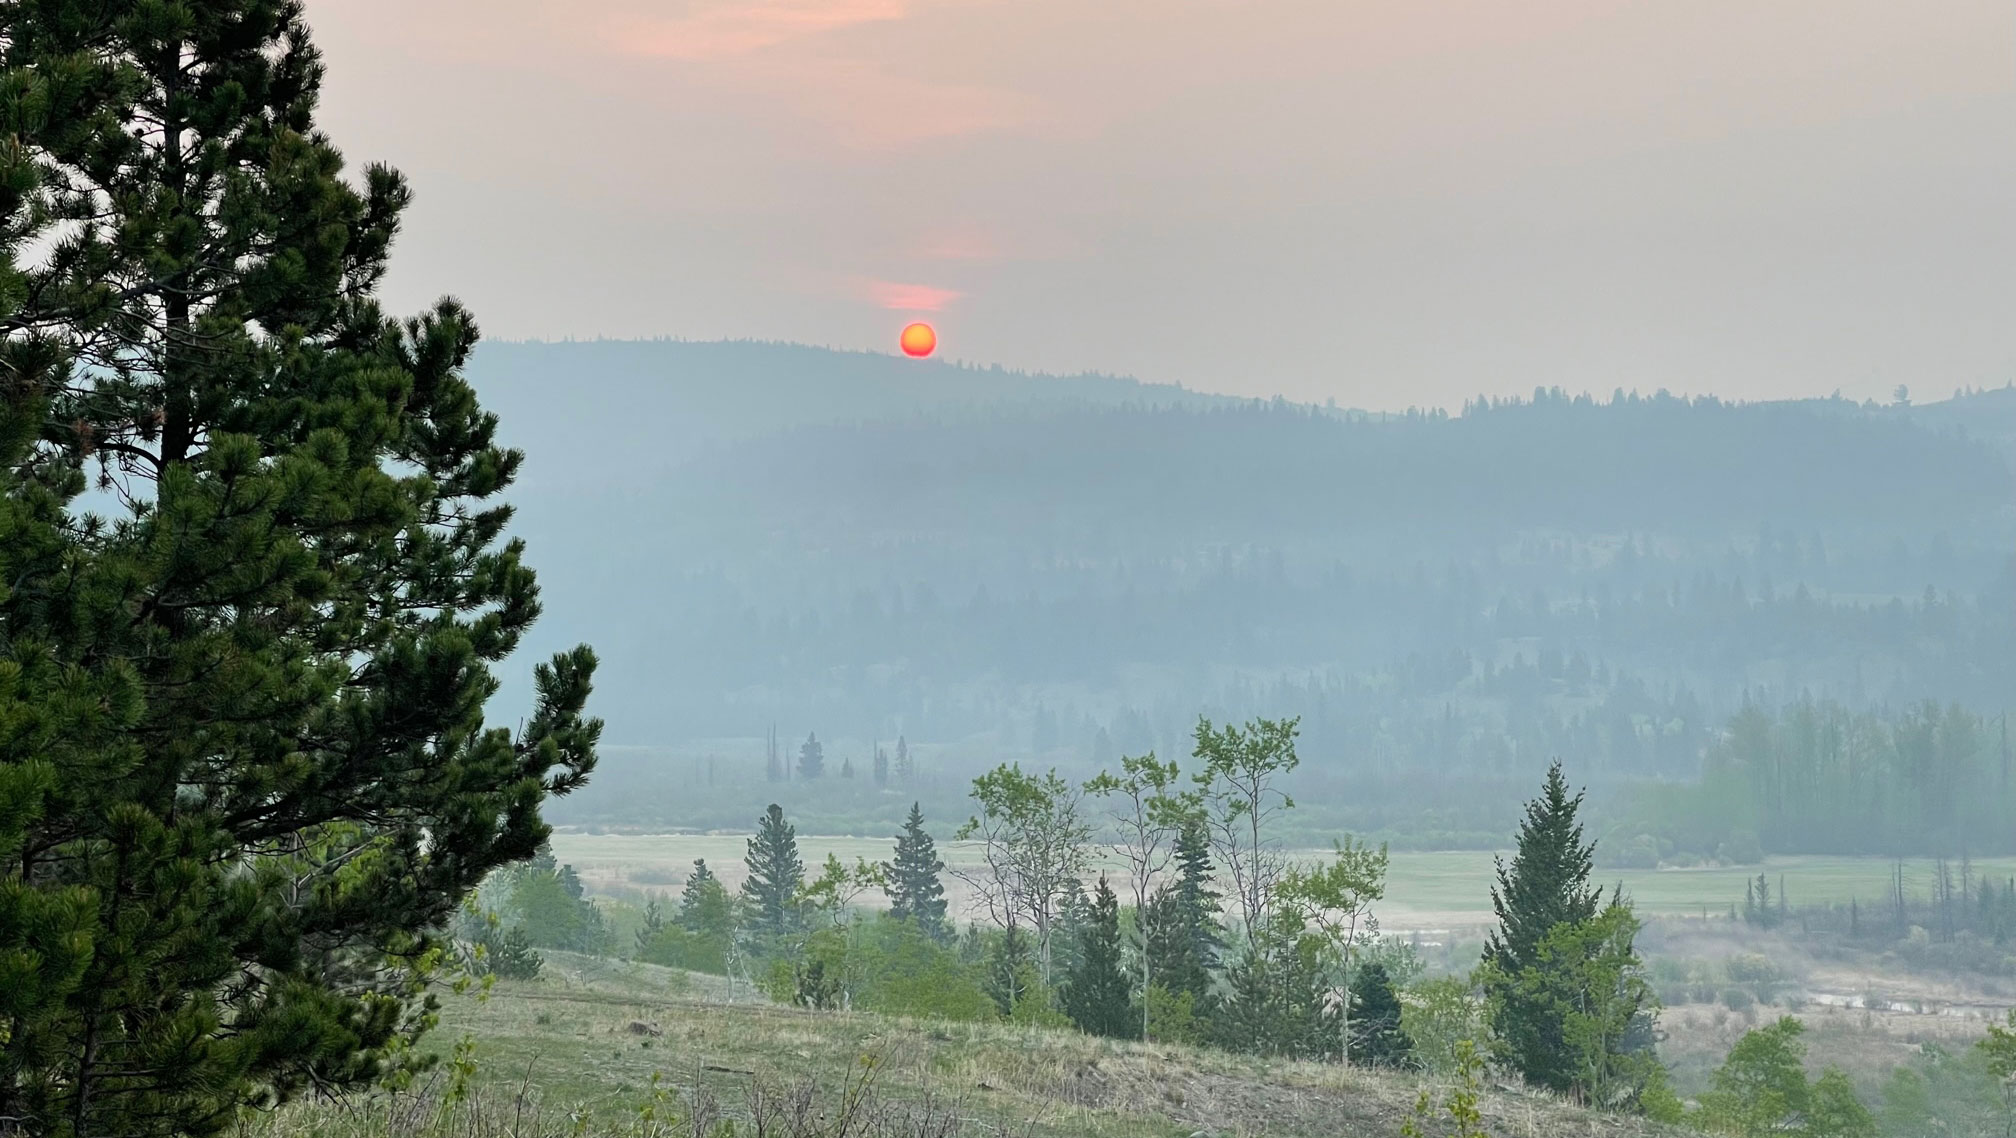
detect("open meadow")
(550, 831), (2014, 934)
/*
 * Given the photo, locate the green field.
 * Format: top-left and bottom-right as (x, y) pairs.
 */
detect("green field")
(550, 831), (1994, 931)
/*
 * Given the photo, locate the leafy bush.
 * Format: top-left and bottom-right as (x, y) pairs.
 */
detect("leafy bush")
(1599, 834), (1662, 869)
(1716, 832), (1765, 865)
(1402, 975), (1484, 1075)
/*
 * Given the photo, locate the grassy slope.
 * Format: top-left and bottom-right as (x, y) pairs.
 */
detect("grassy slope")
(270, 951), (1685, 1138)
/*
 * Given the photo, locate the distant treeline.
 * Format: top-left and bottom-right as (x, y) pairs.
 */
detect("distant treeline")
(1630, 700), (2014, 858)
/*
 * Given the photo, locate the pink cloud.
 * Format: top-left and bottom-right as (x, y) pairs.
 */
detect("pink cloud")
(864, 280), (963, 311)
(615, 0), (906, 61)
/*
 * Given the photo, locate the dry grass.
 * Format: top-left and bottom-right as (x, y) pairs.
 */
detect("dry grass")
(240, 952), (1682, 1138)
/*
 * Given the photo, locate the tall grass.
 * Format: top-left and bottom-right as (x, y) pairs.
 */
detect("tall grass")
(234, 1059), (1026, 1138)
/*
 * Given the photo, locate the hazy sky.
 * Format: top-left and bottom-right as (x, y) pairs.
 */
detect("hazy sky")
(312, 1), (2015, 408)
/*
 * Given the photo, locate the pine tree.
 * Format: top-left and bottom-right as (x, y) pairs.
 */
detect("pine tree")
(895, 735), (911, 781)
(766, 725), (783, 782)
(984, 925), (1035, 1017)
(1144, 815), (1222, 1002)
(799, 732), (825, 780)
(742, 805), (804, 938)
(886, 802), (950, 940)
(873, 746), (889, 786)
(1348, 962), (1416, 1069)
(0, 9), (599, 1133)
(677, 859), (723, 929)
(841, 755), (855, 779)
(1064, 877), (1137, 1039)
(636, 897), (667, 957)
(1481, 762), (1604, 1092)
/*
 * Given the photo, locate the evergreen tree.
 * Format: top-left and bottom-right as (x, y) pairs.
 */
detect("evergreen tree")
(0, 9), (599, 1131)
(742, 805), (804, 938)
(1143, 814), (1224, 1011)
(895, 734), (911, 781)
(1348, 962), (1415, 1069)
(677, 859), (726, 930)
(635, 896), (666, 957)
(799, 732), (825, 780)
(511, 859), (610, 954)
(1143, 889), (1210, 1003)
(873, 745), (889, 786)
(766, 725), (783, 782)
(841, 755), (855, 779)
(886, 802), (950, 939)
(1063, 877), (1137, 1039)
(984, 925), (1036, 1018)
(487, 925), (545, 981)
(1481, 762), (1604, 1092)
(1207, 930), (1333, 1060)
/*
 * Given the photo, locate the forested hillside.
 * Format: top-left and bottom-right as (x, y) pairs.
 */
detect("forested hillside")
(470, 341), (2015, 845)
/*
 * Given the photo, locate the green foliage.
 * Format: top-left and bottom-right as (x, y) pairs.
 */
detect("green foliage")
(678, 859), (733, 935)
(982, 925), (1041, 1020)
(1062, 877), (1137, 1039)
(1481, 762), (1604, 1093)
(1086, 749), (1198, 1040)
(634, 857), (737, 974)
(509, 857), (613, 954)
(797, 732), (824, 781)
(1346, 962), (1415, 1069)
(1144, 984), (1206, 1045)
(1880, 1042), (2009, 1138)
(742, 804), (804, 940)
(1193, 716), (1300, 941)
(1640, 700), (2012, 858)
(1697, 1017), (1874, 1138)
(1278, 835), (1389, 1064)
(957, 763), (1092, 988)
(1207, 924), (1335, 1061)
(0, 6), (598, 1133)
(486, 926), (544, 981)
(1404, 975), (1485, 1076)
(1402, 1039), (1492, 1138)
(1492, 903), (1663, 1112)
(885, 802), (949, 940)
(848, 918), (996, 1022)
(798, 853), (888, 926)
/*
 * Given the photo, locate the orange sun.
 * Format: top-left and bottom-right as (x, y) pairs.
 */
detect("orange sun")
(899, 322), (937, 358)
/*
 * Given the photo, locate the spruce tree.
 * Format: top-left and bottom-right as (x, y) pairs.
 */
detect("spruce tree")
(742, 805), (804, 938)
(1145, 813), (1223, 1003)
(636, 896), (666, 956)
(873, 745), (889, 786)
(677, 859), (722, 929)
(984, 925), (1035, 1017)
(886, 802), (949, 940)
(1347, 962), (1415, 1069)
(799, 732), (825, 780)
(1063, 877), (1137, 1039)
(1480, 762), (1605, 1092)
(0, 7), (598, 1134)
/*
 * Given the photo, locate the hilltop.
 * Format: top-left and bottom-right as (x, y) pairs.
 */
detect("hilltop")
(246, 951), (1685, 1138)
